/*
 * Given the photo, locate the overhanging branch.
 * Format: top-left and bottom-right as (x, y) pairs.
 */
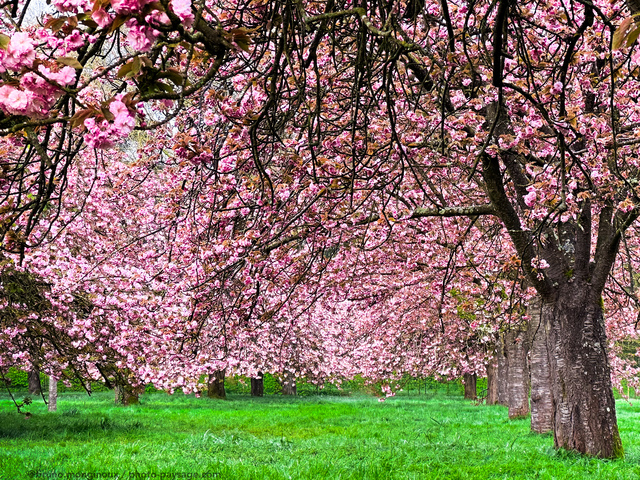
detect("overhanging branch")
(410, 204), (496, 218)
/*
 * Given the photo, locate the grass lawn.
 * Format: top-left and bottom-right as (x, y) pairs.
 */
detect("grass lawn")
(1, 391), (640, 479)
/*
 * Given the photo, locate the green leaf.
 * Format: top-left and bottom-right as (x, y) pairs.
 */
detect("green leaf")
(70, 108), (95, 128)
(56, 56), (83, 69)
(79, 17), (99, 29)
(0, 33), (9, 50)
(100, 105), (115, 122)
(44, 16), (69, 32)
(157, 81), (175, 94)
(161, 69), (184, 86)
(613, 17), (635, 50)
(117, 56), (142, 79)
(117, 62), (134, 79)
(226, 27), (256, 52)
(108, 14), (129, 35)
(626, 26), (640, 48)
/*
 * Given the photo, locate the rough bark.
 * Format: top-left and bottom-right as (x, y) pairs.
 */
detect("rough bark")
(251, 374), (264, 397)
(114, 383), (140, 406)
(463, 373), (477, 400)
(281, 372), (297, 396)
(529, 298), (553, 434)
(486, 360), (499, 405)
(497, 336), (509, 406)
(48, 377), (57, 412)
(28, 369), (41, 395)
(545, 288), (623, 458)
(207, 370), (226, 399)
(505, 325), (530, 419)
(479, 66), (625, 459)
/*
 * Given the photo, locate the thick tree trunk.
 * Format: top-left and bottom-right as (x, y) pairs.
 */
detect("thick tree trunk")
(463, 373), (477, 400)
(486, 360), (499, 405)
(251, 374), (264, 397)
(505, 325), (530, 419)
(529, 299), (553, 434)
(114, 383), (140, 406)
(281, 372), (297, 396)
(207, 370), (226, 399)
(545, 290), (623, 458)
(28, 369), (41, 395)
(48, 377), (57, 412)
(497, 335), (509, 406)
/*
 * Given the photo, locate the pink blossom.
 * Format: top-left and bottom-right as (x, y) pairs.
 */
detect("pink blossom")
(92, 8), (113, 29)
(0, 86), (33, 115)
(111, 0), (140, 14)
(110, 99), (136, 135)
(1, 32), (36, 72)
(146, 10), (170, 27)
(63, 30), (85, 53)
(38, 65), (76, 86)
(51, 0), (90, 13)
(111, 0), (153, 14)
(171, 0), (194, 26)
(126, 19), (159, 52)
(523, 186), (537, 208)
(82, 99), (136, 149)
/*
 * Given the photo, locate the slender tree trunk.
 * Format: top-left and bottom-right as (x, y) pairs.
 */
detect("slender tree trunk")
(207, 370), (226, 399)
(545, 289), (623, 458)
(486, 360), (499, 405)
(497, 335), (509, 406)
(114, 383), (140, 406)
(281, 372), (297, 396)
(529, 298), (553, 434)
(251, 374), (264, 397)
(48, 377), (57, 412)
(505, 325), (530, 419)
(463, 373), (477, 400)
(28, 369), (41, 395)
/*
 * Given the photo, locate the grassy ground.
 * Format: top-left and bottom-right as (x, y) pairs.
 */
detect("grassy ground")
(2, 391), (640, 479)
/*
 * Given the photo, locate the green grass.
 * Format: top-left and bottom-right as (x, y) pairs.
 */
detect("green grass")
(2, 391), (640, 479)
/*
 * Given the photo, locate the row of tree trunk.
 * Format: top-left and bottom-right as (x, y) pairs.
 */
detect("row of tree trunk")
(207, 371), (298, 399)
(462, 298), (554, 434)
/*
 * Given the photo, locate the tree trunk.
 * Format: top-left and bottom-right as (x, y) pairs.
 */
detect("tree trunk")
(207, 370), (226, 399)
(529, 298), (553, 434)
(281, 372), (297, 396)
(28, 369), (41, 395)
(486, 360), (499, 405)
(545, 290), (623, 458)
(463, 373), (477, 400)
(505, 325), (530, 419)
(497, 335), (509, 406)
(114, 383), (140, 406)
(251, 374), (264, 397)
(48, 377), (57, 412)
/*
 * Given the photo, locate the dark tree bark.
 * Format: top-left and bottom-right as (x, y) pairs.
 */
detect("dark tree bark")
(497, 336), (509, 406)
(486, 360), (499, 405)
(545, 287), (622, 457)
(114, 383), (140, 406)
(28, 369), (41, 395)
(463, 373), (477, 400)
(207, 370), (226, 399)
(505, 325), (530, 419)
(251, 374), (264, 397)
(529, 298), (553, 434)
(281, 372), (297, 396)
(48, 376), (57, 412)
(479, 140), (629, 458)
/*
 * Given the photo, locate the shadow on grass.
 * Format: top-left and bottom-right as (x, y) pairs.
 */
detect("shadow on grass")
(0, 411), (145, 440)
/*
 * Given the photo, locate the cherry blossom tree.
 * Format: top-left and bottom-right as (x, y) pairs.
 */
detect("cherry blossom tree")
(5, 0), (640, 459)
